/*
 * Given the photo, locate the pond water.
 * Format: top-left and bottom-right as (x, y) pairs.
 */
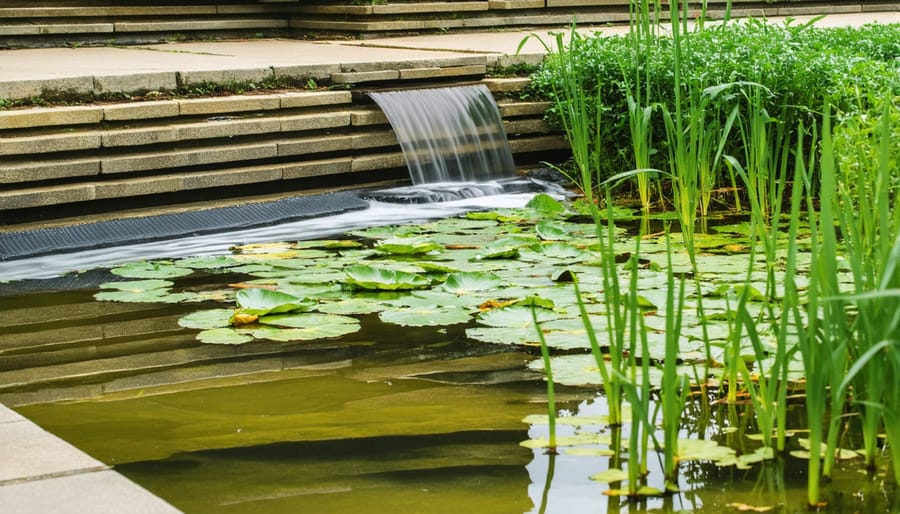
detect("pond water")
(2, 192), (897, 513)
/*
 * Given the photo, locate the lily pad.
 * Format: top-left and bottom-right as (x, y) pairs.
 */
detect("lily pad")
(99, 279), (173, 291)
(178, 309), (235, 330)
(379, 305), (472, 327)
(588, 468), (629, 483)
(196, 328), (254, 345)
(375, 237), (443, 255)
(110, 261), (193, 279)
(344, 265), (430, 291)
(440, 271), (504, 294)
(235, 288), (315, 316)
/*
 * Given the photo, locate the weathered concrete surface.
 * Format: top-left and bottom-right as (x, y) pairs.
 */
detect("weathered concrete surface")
(2, 11), (895, 102)
(0, 403), (181, 513)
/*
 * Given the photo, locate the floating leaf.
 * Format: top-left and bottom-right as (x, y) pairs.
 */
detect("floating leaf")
(725, 502), (775, 512)
(375, 237), (443, 255)
(379, 305), (472, 327)
(440, 271), (504, 294)
(196, 328), (254, 345)
(477, 306), (561, 328)
(344, 265), (430, 291)
(535, 221), (570, 240)
(526, 193), (566, 214)
(235, 288), (315, 316)
(110, 261), (192, 279)
(589, 468), (629, 483)
(675, 438), (737, 464)
(249, 318), (360, 341)
(178, 309), (234, 329)
(258, 312), (358, 329)
(100, 279), (173, 291)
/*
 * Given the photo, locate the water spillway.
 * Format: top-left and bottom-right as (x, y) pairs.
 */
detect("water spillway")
(369, 85), (517, 185)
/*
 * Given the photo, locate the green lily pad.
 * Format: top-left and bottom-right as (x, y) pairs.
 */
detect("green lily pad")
(476, 306), (562, 328)
(316, 298), (387, 315)
(379, 305), (472, 327)
(375, 237), (443, 255)
(258, 313), (359, 329)
(174, 255), (240, 270)
(249, 319), (360, 341)
(440, 271), (504, 294)
(235, 288), (315, 316)
(535, 221), (570, 241)
(344, 265), (430, 291)
(588, 468), (629, 483)
(94, 289), (202, 303)
(196, 328), (254, 345)
(99, 279), (174, 291)
(526, 193), (567, 215)
(178, 309), (235, 330)
(110, 261), (193, 279)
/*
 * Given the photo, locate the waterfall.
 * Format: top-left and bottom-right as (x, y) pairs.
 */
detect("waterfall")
(369, 85), (517, 185)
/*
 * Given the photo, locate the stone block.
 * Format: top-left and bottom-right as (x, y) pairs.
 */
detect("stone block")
(94, 175), (184, 199)
(331, 69), (400, 85)
(101, 152), (176, 175)
(0, 158), (100, 183)
(509, 135), (568, 154)
(278, 91), (352, 109)
(0, 184), (95, 210)
(0, 418), (106, 483)
(351, 152), (406, 173)
(178, 118), (282, 140)
(350, 109), (388, 127)
(547, 0), (628, 6)
(0, 470), (181, 514)
(0, 77), (94, 102)
(494, 53), (545, 68)
(497, 101), (551, 117)
(0, 403), (18, 423)
(399, 64), (486, 80)
(351, 131), (398, 150)
(182, 165), (284, 190)
(282, 157), (351, 179)
(103, 101), (180, 121)
(280, 112), (351, 132)
(0, 132), (102, 157)
(505, 118), (552, 135)
(178, 95), (280, 116)
(176, 143), (277, 168)
(93, 72), (178, 97)
(372, 2), (489, 14)
(776, 4), (861, 15)
(273, 64), (339, 82)
(101, 126), (178, 147)
(115, 19), (288, 32)
(483, 77), (532, 93)
(40, 23), (115, 35)
(177, 68), (275, 91)
(0, 106), (102, 130)
(489, 0), (545, 9)
(278, 135), (354, 156)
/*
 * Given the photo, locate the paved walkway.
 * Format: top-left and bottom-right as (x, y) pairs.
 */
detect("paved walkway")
(1, 12), (896, 102)
(0, 10), (897, 513)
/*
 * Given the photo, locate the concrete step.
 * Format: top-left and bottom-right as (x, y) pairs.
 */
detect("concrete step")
(0, 78), (566, 218)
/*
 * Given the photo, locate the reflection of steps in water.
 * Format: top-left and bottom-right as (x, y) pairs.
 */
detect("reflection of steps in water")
(369, 85), (516, 185)
(364, 177), (567, 204)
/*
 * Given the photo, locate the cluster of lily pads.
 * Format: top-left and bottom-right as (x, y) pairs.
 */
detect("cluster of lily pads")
(96, 193), (809, 387)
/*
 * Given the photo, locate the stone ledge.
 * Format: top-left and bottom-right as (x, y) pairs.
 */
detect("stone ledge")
(0, 132), (102, 157)
(114, 19), (289, 33)
(0, 159), (101, 184)
(399, 64), (486, 80)
(177, 68), (276, 90)
(0, 106), (103, 130)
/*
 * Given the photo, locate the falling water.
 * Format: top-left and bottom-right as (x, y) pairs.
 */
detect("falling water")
(369, 85), (517, 185)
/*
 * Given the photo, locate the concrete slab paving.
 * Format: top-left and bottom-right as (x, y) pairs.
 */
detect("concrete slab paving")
(2, 11), (896, 102)
(0, 402), (180, 513)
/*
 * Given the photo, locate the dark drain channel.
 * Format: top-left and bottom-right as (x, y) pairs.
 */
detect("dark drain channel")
(0, 192), (370, 262)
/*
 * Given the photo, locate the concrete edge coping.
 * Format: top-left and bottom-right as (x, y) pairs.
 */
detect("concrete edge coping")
(0, 91), (354, 129)
(0, 402), (181, 513)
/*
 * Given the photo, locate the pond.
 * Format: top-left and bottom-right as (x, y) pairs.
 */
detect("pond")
(2, 193), (897, 513)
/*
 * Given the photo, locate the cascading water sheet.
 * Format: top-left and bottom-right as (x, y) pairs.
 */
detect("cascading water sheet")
(369, 85), (517, 185)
